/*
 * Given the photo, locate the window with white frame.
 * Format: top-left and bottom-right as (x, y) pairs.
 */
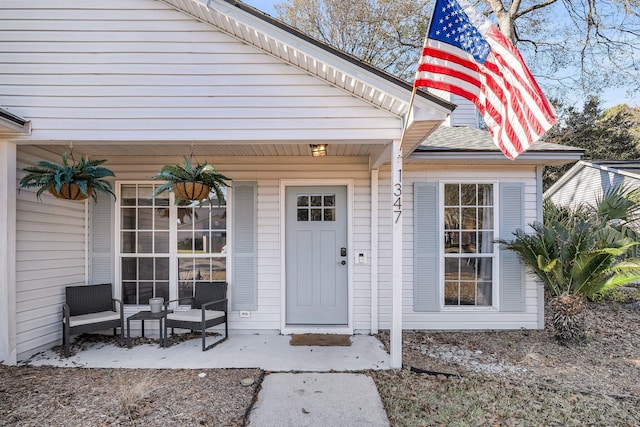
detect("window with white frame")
(443, 183), (495, 307)
(118, 183), (227, 305)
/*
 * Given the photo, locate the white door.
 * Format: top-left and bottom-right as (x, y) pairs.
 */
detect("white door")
(285, 186), (348, 325)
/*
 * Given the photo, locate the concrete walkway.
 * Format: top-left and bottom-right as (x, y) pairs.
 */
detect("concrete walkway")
(248, 373), (390, 427)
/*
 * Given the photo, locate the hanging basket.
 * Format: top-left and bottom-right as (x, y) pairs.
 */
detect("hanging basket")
(48, 183), (92, 201)
(172, 181), (210, 201)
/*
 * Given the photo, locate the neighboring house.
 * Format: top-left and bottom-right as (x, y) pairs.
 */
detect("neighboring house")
(545, 160), (640, 209)
(0, 0), (582, 366)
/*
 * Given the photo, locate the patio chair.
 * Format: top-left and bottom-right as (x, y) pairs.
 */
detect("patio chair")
(164, 282), (228, 351)
(62, 283), (124, 357)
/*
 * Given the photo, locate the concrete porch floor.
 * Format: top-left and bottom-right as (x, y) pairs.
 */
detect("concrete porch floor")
(24, 334), (391, 371)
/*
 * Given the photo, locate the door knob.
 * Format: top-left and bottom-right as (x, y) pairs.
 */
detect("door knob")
(340, 260), (346, 265)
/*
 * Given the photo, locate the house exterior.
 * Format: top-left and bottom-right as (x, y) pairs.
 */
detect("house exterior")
(0, 0), (582, 366)
(545, 160), (640, 209)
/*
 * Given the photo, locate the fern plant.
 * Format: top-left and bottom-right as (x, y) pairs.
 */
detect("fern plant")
(151, 156), (230, 205)
(19, 152), (115, 202)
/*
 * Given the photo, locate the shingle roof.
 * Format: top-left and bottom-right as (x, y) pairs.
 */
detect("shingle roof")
(416, 126), (581, 153)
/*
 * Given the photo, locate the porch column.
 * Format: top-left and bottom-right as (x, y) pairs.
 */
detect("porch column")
(390, 139), (403, 369)
(0, 141), (17, 365)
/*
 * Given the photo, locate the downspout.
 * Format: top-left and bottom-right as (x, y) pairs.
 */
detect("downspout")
(370, 169), (379, 334)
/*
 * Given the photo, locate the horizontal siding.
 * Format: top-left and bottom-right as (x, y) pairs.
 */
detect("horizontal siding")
(548, 165), (639, 210)
(377, 164), (541, 331)
(449, 95), (479, 128)
(0, 0), (401, 143)
(15, 146), (87, 360)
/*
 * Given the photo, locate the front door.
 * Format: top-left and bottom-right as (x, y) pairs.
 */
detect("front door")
(285, 186), (348, 325)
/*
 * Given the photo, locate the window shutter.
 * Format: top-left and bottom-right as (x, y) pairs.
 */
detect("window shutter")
(232, 182), (257, 311)
(414, 182), (440, 312)
(89, 194), (114, 284)
(499, 182), (525, 312)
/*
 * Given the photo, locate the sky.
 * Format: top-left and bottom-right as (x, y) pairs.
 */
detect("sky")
(241, 0), (637, 109)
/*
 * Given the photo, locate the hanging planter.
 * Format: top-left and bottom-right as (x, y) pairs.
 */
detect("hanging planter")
(19, 151), (115, 202)
(172, 181), (211, 201)
(48, 183), (94, 201)
(152, 156), (230, 205)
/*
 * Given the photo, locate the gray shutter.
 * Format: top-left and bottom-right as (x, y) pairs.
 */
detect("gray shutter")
(499, 182), (525, 312)
(413, 182), (440, 312)
(232, 181), (257, 311)
(89, 194), (114, 284)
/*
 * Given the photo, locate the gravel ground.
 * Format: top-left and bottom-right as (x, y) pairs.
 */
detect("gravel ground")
(373, 299), (640, 426)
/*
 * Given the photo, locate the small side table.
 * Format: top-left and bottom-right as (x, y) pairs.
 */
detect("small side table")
(127, 310), (171, 349)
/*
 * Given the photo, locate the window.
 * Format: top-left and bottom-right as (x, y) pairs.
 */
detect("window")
(443, 183), (495, 307)
(117, 183), (227, 305)
(296, 193), (336, 222)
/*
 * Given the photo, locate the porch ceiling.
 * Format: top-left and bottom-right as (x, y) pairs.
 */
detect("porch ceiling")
(31, 141), (386, 158)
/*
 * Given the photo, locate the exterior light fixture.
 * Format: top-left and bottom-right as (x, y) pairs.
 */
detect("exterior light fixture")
(310, 144), (327, 157)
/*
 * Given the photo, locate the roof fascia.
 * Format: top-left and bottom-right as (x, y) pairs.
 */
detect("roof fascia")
(0, 108), (30, 134)
(410, 151), (583, 164)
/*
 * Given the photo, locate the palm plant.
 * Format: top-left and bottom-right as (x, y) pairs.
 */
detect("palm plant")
(19, 152), (115, 202)
(498, 187), (640, 345)
(152, 157), (230, 205)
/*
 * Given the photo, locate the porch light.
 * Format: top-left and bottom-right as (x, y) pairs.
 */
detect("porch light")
(310, 144), (327, 157)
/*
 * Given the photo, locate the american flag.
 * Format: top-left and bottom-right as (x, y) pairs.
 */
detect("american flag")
(415, 0), (557, 159)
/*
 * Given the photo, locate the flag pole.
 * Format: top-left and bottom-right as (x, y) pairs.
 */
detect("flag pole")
(399, 86), (419, 150)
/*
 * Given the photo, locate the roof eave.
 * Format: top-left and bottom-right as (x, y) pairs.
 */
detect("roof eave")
(0, 108), (31, 134)
(409, 150), (583, 166)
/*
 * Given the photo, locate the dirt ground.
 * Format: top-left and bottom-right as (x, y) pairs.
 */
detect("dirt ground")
(2, 300), (639, 426)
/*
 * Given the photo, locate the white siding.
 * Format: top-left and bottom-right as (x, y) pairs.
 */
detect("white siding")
(15, 146), (87, 360)
(547, 165), (637, 209)
(448, 95), (479, 128)
(377, 165), (541, 330)
(93, 155), (373, 333)
(0, 0), (400, 143)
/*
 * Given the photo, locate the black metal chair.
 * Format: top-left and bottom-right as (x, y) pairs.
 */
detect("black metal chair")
(62, 283), (124, 357)
(164, 282), (228, 351)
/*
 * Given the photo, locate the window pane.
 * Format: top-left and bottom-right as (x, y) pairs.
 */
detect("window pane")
(156, 258), (170, 280)
(460, 282), (476, 305)
(444, 184), (459, 206)
(478, 184), (493, 205)
(311, 195), (322, 207)
(156, 282), (170, 301)
(139, 258), (153, 280)
(155, 232), (169, 253)
(122, 258), (137, 280)
(211, 232), (226, 253)
(178, 258), (194, 281)
(177, 232), (193, 252)
(194, 208), (210, 230)
(297, 195), (309, 207)
(461, 184), (476, 206)
(212, 257), (226, 281)
(298, 209), (309, 221)
(445, 231), (460, 252)
(179, 281), (193, 300)
(444, 258), (459, 280)
(444, 208), (459, 230)
(478, 231), (494, 254)
(478, 207), (493, 229)
(121, 232), (136, 253)
(155, 208), (170, 230)
(461, 231), (477, 253)
(138, 185), (154, 206)
(324, 195), (335, 207)
(478, 282), (492, 306)
(139, 282), (154, 305)
(460, 258), (476, 281)
(311, 209), (322, 221)
(121, 185), (137, 207)
(444, 282), (458, 306)
(324, 208), (335, 221)
(137, 208), (154, 230)
(461, 208), (476, 230)
(138, 232), (153, 253)
(121, 209), (136, 230)
(122, 282), (137, 304)
(478, 258), (492, 281)
(177, 208), (194, 226)
(211, 208), (226, 229)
